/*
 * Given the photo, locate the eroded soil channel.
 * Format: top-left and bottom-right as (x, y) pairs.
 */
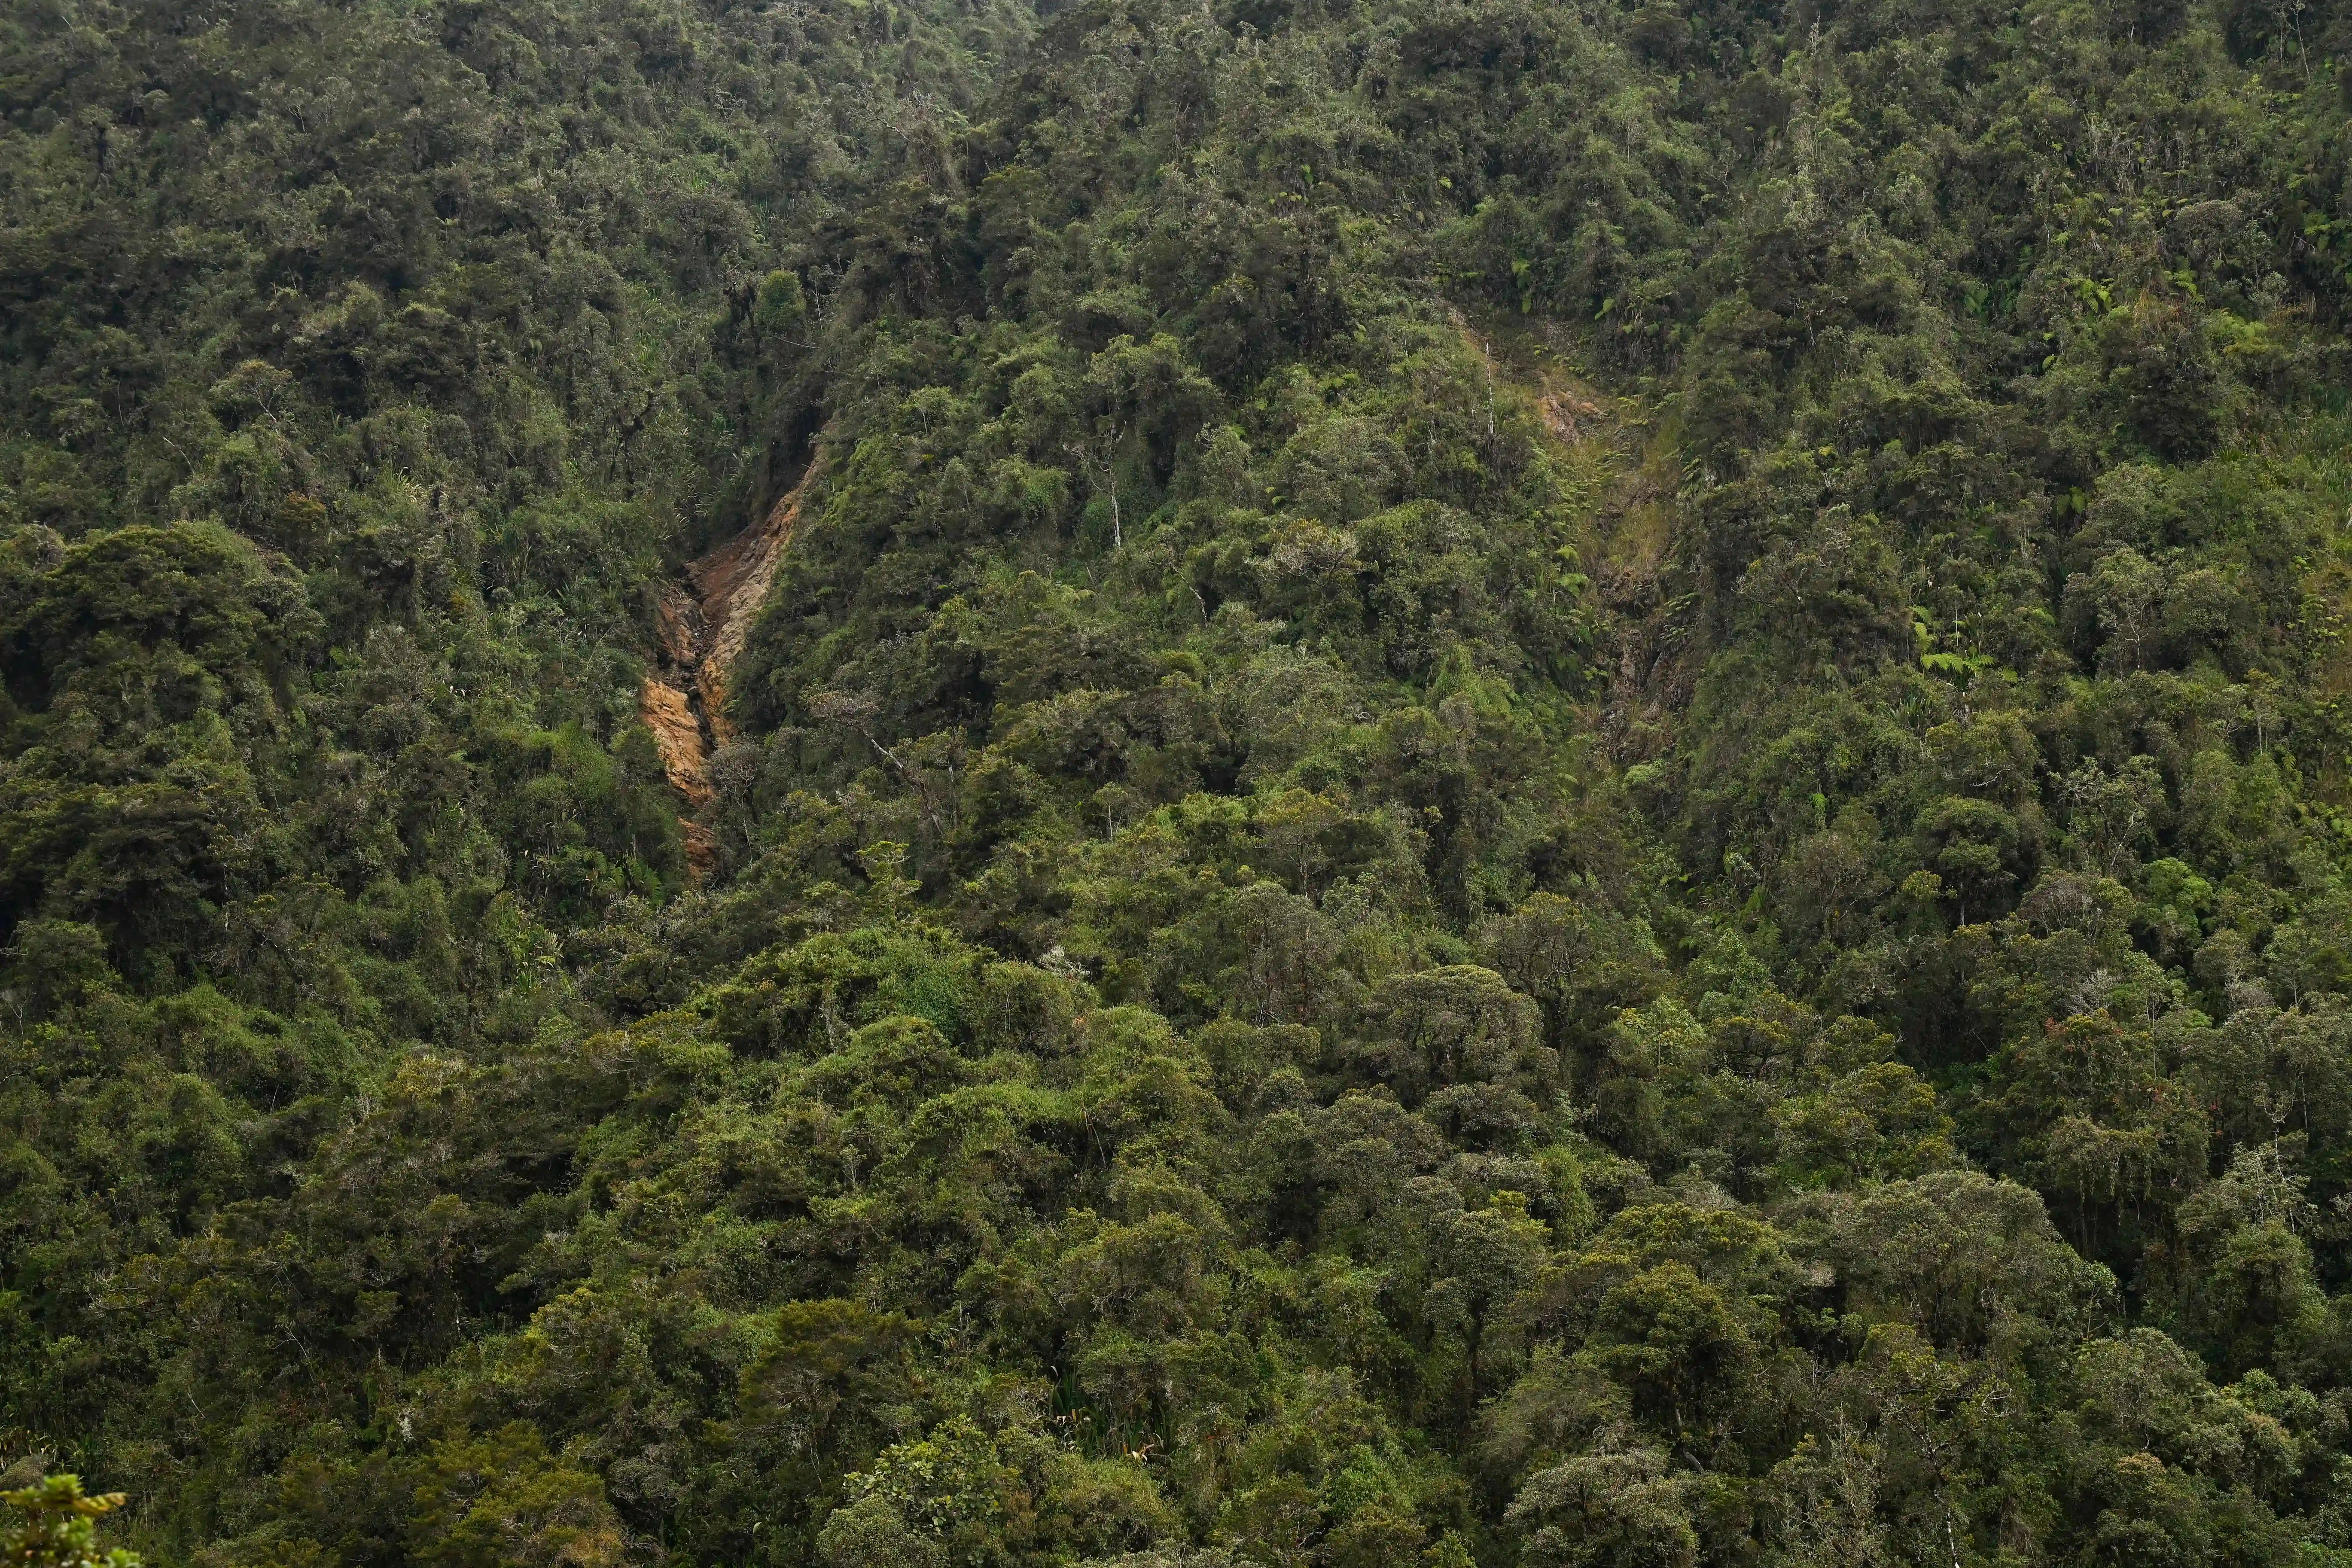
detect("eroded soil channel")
(640, 469), (811, 872)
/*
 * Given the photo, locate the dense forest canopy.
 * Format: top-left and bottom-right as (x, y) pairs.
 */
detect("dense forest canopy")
(10, 0), (2352, 1563)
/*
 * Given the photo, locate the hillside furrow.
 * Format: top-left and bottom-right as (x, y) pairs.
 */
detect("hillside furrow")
(640, 468), (814, 869)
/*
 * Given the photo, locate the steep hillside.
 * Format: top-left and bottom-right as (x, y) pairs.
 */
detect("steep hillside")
(11, 3), (2352, 1567)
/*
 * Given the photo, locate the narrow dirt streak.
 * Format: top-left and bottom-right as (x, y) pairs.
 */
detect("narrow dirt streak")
(640, 468), (812, 873)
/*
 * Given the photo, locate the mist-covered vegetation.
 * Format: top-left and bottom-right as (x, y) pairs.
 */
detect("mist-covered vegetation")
(11, 1), (2352, 1564)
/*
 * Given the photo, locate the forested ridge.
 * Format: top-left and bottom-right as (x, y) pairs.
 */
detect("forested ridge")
(11, 0), (2352, 1563)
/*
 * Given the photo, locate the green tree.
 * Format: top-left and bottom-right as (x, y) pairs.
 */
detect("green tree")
(1, 1476), (140, 1568)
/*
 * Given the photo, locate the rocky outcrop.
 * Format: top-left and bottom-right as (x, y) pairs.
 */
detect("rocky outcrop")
(1537, 387), (1601, 445)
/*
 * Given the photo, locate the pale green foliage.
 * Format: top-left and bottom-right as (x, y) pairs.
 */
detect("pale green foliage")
(1, 1476), (140, 1568)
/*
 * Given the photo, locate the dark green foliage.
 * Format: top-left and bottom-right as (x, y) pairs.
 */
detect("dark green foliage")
(14, 1), (2352, 1565)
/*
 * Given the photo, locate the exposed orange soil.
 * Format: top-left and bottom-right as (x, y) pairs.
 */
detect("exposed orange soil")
(637, 469), (812, 874)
